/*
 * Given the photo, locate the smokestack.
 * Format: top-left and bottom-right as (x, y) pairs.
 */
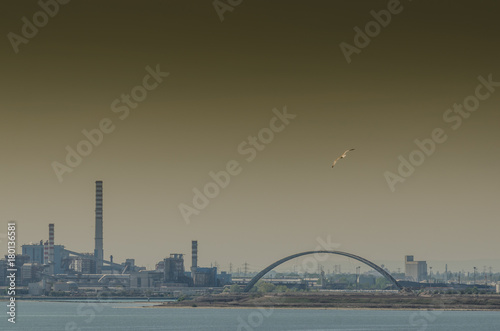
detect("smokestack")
(48, 223), (55, 274)
(48, 224), (55, 263)
(191, 240), (198, 273)
(94, 180), (104, 274)
(43, 240), (48, 265)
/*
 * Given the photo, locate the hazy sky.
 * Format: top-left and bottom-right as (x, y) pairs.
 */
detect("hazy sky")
(1, 1), (499, 274)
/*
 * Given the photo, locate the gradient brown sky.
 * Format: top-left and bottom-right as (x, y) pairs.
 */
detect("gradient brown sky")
(1, 1), (499, 273)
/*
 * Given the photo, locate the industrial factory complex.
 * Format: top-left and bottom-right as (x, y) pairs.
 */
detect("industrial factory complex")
(1, 181), (499, 296)
(0, 181), (231, 296)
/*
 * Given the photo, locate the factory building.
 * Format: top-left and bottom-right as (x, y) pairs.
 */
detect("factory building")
(217, 271), (232, 286)
(69, 253), (97, 274)
(22, 241), (45, 264)
(0, 260), (7, 286)
(405, 255), (427, 282)
(1, 254), (31, 286)
(193, 267), (218, 287)
(133, 240), (224, 289)
(190, 240), (222, 287)
(22, 242), (69, 275)
(120, 259), (138, 273)
(130, 270), (163, 288)
(164, 254), (191, 284)
(7, 182), (231, 292)
(21, 223), (69, 275)
(21, 262), (44, 284)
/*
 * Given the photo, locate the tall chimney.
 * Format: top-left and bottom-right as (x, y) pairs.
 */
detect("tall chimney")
(48, 224), (55, 262)
(94, 180), (104, 274)
(43, 240), (48, 265)
(191, 240), (198, 273)
(48, 223), (55, 274)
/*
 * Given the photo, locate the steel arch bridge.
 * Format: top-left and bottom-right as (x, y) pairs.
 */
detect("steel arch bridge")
(243, 250), (403, 292)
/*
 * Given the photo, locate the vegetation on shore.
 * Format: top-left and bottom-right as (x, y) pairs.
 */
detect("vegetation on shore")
(161, 291), (500, 310)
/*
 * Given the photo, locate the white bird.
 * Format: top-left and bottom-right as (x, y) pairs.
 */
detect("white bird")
(332, 149), (355, 168)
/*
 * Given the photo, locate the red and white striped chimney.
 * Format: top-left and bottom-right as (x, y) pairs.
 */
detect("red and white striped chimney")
(48, 223), (55, 264)
(44, 240), (49, 264)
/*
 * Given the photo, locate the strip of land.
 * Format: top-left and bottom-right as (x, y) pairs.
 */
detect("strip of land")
(154, 292), (500, 310)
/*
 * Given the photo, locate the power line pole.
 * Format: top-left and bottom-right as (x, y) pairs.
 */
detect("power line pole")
(356, 266), (360, 291)
(429, 266), (432, 289)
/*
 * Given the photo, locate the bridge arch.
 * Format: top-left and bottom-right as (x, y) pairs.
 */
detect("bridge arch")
(243, 250), (403, 292)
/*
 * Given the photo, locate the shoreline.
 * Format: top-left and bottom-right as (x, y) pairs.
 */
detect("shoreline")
(146, 304), (500, 311)
(5, 293), (500, 311)
(4, 298), (499, 311)
(151, 292), (500, 311)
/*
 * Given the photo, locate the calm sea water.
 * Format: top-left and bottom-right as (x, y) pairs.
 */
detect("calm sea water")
(1, 300), (499, 331)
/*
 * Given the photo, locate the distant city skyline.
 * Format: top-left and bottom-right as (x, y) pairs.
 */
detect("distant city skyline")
(2, 1), (500, 274)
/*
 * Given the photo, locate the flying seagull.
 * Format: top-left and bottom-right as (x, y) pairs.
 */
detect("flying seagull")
(332, 149), (355, 168)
